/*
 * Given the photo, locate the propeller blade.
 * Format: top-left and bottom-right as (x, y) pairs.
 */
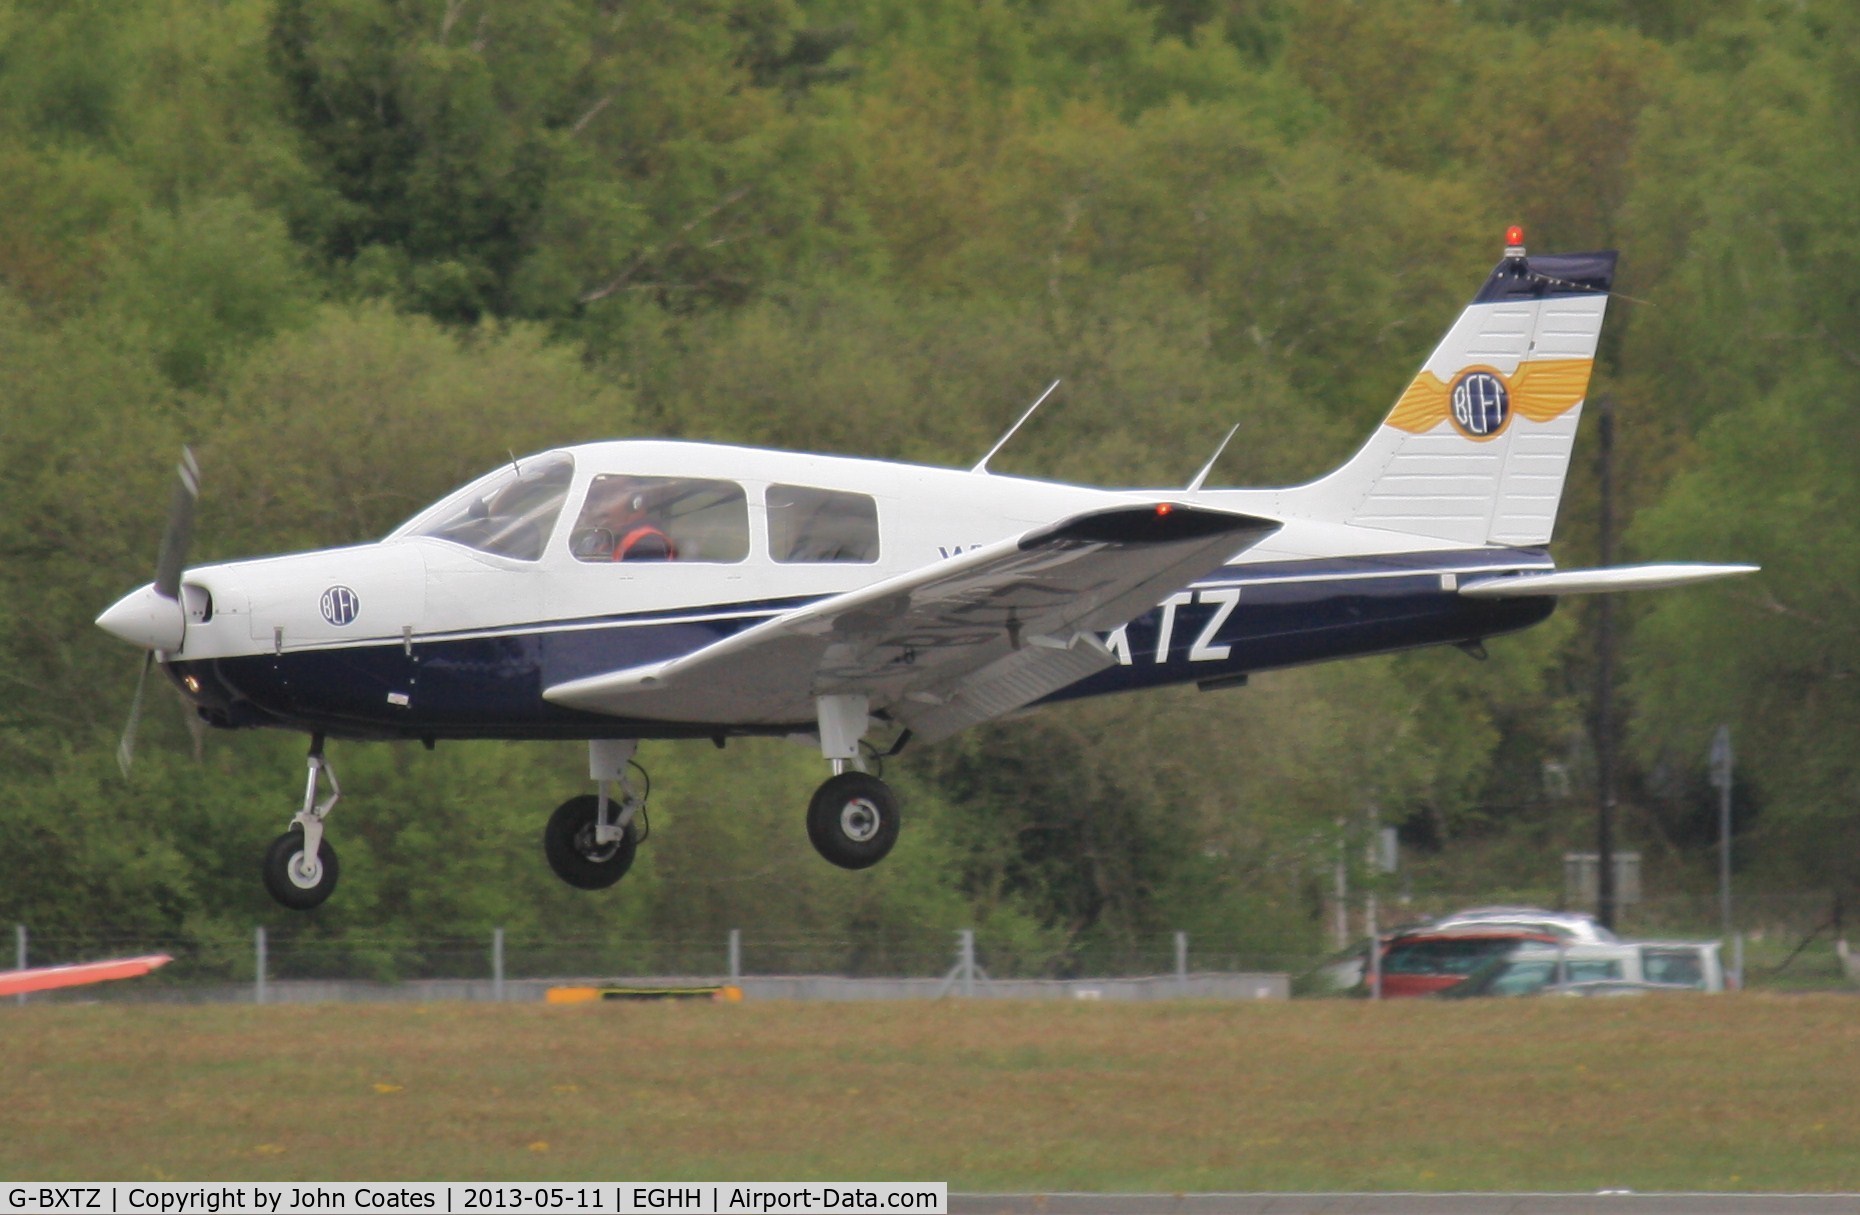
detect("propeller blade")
(117, 652), (154, 778)
(153, 447), (200, 602)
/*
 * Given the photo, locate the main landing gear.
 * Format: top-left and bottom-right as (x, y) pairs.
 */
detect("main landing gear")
(543, 739), (648, 889)
(542, 699), (905, 894)
(804, 694), (902, 871)
(807, 770), (899, 870)
(262, 734), (341, 911)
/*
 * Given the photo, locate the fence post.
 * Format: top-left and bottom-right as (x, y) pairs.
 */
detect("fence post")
(1174, 931), (1188, 990)
(728, 929), (741, 985)
(14, 924), (25, 1006)
(1366, 893), (1381, 1001)
(492, 927), (505, 1003)
(961, 930), (975, 998)
(255, 927), (267, 1006)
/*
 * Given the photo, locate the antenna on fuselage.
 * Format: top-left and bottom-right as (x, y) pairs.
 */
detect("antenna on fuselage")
(1185, 424), (1240, 495)
(971, 379), (1061, 475)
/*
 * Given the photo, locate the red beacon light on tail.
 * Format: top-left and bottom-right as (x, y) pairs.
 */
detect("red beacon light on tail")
(1504, 225), (1527, 258)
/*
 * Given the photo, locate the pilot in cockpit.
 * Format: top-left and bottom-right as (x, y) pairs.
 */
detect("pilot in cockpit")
(575, 476), (678, 562)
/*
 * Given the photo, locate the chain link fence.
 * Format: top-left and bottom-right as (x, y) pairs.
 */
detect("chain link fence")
(7, 923), (1313, 1003)
(11, 890), (1855, 1003)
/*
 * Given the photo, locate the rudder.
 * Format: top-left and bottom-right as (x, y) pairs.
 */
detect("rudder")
(1283, 235), (1617, 547)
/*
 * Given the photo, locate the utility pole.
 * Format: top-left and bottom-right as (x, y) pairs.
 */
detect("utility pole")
(1594, 394), (1618, 932)
(1333, 817), (1349, 949)
(1710, 725), (1735, 944)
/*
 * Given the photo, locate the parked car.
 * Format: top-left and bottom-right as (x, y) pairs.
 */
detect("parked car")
(1437, 940), (1727, 998)
(1331, 907), (1624, 997)
(1369, 928), (1564, 998)
(1426, 905), (1618, 943)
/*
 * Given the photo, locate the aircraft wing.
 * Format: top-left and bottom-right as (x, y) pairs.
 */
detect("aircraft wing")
(545, 503), (1279, 740)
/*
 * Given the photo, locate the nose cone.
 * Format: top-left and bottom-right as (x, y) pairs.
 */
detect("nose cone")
(97, 585), (186, 652)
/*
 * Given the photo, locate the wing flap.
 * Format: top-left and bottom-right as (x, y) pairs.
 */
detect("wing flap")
(892, 633), (1115, 742)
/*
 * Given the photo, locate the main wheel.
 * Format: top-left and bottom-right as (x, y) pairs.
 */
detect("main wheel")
(544, 794), (639, 890)
(262, 824), (340, 911)
(807, 772), (901, 870)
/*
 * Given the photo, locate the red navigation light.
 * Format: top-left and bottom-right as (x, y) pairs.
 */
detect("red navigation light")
(1505, 225), (1525, 248)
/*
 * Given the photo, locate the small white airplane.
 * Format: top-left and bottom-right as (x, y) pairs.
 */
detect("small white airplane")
(98, 229), (1755, 911)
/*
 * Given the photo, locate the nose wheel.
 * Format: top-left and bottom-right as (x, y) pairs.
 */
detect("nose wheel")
(262, 735), (342, 911)
(263, 824), (340, 910)
(807, 771), (901, 870)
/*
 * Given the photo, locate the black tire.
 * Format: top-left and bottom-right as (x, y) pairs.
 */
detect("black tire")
(807, 772), (901, 870)
(262, 825), (340, 911)
(543, 794), (639, 890)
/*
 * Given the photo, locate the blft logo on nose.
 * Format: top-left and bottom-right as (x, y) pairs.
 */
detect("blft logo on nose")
(320, 585), (360, 627)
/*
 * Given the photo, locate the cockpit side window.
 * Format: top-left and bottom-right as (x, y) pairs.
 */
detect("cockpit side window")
(408, 454), (574, 561)
(766, 485), (880, 564)
(569, 475), (749, 563)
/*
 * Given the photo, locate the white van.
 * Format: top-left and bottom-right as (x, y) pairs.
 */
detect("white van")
(1440, 940), (1727, 997)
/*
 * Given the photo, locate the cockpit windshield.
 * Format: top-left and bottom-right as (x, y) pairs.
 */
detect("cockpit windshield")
(403, 454), (575, 561)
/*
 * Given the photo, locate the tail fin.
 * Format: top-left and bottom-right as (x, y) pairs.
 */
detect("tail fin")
(1285, 236), (1617, 547)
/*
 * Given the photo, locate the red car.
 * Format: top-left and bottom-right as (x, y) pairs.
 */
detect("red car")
(1369, 928), (1562, 998)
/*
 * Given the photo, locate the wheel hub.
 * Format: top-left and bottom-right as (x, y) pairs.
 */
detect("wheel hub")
(839, 798), (882, 843)
(574, 823), (621, 863)
(286, 851), (322, 889)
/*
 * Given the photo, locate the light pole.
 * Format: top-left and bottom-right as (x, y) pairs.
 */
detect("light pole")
(1593, 394), (1618, 931)
(1709, 725), (1734, 944)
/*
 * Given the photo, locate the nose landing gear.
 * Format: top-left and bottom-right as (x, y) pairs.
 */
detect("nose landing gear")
(262, 734), (341, 911)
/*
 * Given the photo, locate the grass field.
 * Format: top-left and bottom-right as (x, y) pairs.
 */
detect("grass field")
(3, 997), (1858, 1190)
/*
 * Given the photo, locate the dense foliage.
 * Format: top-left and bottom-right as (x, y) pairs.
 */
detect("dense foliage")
(1, 0), (1851, 974)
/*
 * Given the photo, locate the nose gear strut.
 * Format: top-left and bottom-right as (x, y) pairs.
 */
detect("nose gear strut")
(261, 733), (342, 910)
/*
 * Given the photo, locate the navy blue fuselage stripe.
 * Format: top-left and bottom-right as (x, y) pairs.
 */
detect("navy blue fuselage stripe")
(167, 552), (1557, 742)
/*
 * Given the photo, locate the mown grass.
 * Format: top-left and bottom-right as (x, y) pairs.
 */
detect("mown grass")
(3, 997), (1858, 1190)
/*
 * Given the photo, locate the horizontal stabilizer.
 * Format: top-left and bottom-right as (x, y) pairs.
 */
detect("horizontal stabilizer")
(1458, 563), (1759, 598)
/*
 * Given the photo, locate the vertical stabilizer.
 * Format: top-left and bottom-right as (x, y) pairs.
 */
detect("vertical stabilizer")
(1283, 237), (1616, 547)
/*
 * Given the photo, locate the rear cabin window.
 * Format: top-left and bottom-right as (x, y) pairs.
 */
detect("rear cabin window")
(766, 484), (880, 564)
(569, 475), (749, 563)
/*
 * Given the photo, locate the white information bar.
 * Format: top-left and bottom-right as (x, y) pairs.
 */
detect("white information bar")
(1, 1185), (946, 1215)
